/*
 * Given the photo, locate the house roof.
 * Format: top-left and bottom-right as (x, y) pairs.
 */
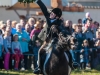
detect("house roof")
(69, 0), (100, 9)
(6, 2), (40, 10)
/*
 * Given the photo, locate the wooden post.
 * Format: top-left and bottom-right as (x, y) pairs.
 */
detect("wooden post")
(26, 3), (30, 19)
(51, 0), (63, 10)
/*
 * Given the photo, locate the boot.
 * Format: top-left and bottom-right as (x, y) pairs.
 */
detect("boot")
(65, 51), (73, 69)
(33, 50), (41, 74)
(33, 42), (47, 74)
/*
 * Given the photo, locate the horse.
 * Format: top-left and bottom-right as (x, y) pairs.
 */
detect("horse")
(39, 31), (78, 75)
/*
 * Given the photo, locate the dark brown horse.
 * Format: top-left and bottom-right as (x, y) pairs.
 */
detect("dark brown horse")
(39, 33), (73, 75)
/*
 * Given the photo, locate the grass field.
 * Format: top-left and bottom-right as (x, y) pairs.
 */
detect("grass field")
(0, 69), (100, 75)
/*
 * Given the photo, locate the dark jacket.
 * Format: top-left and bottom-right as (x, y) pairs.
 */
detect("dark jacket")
(37, 0), (62, 42)
(72, 32), (85, 50)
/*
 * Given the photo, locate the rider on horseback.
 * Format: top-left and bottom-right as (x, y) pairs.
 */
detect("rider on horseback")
(33, 0), (63, 74)
(34, 0), (62, 74)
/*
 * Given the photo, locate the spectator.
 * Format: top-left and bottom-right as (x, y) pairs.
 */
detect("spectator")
(72, 24), (85, 63)
(33, 40), (41, 68)
(72, 24), (85, 50)
(0, 21), (5, 28)
(24, 23), (32, 69)
(6, 26), (14, 69)
(25, 23), (31, 35)
(11, 21), (17, 35)
(28, 17), (36, 30)
(16, 23), (30, 70)
(12, 34), (23, 70)
(6, 20), (12, 26)
(84, 19), (94, 31)
(30, 20), (42, 40)
(82, 12), (92, 25)
(20, 19), (26, 31)
(94, 40), (100, 68)
(95, 31), (100, 42)
(65, 20), (72, 35)
(83, 20), (95, 47)
(0, 24), (6, 35)
(80, 40), (90, 69)
(0, 30), (3, 69)
(78, 19), (82, 25)
(72, 24), (77, 32)
(3, 30), (11, 70)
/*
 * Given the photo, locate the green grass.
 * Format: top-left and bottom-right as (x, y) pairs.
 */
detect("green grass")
(0, 69), (100, 75)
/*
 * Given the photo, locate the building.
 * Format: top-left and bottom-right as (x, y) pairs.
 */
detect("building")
(0, 0), (100, 23)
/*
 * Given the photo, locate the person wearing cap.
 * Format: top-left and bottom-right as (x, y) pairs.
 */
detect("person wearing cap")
(82, 12), (92, 26)
(34, 0), (63, 74)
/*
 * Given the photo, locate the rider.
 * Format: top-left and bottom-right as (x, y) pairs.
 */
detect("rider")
(33, 0), (63, 74)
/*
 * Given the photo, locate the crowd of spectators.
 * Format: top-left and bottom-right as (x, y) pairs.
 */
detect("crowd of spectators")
(0, 12), (100, 71)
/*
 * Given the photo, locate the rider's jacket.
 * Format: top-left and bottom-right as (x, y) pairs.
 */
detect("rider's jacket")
(37, 0), (62, 42)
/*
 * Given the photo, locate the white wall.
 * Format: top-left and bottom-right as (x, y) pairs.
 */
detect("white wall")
(0, 0), (12, 6)
(0, 7), (45, 22)
(0, 7), (100, 23)
(62, 9), (100, 23)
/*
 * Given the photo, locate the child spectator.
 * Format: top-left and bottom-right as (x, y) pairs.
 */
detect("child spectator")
(3, 30), (11, 70)
(82, 12), (92, 25)
(80, 40), (90, 69)
(33, 40), (41, 68)
(12, 34), (23, 70)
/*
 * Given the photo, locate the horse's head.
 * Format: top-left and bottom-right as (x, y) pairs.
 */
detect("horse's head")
(55, 33), (78, 52)
(55, 33), (69, 52)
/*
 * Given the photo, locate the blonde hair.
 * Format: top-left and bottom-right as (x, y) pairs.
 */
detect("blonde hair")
(16, 23), (22, 29)
(0, 21), (4, 25)
(28, 17), (36, 24)
(12, 21), (17, 28)
(0, 23), (6, 29)
(72, 23), (77, 29)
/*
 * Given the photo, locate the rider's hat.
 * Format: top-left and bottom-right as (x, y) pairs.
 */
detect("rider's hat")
(52, 8), (62, 18)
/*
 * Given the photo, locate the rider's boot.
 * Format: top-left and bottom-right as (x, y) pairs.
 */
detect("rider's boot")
(65, 50), (73, 69)
(33, 42), (47, 74)
(33, 52), (41, 74)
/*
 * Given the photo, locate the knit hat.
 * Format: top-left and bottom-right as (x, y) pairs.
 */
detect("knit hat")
(85, 12), (90, 17)
(52, 8), (62, 18)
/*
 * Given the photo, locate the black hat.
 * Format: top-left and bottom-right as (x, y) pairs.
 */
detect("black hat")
(52, 8), (62, 18)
